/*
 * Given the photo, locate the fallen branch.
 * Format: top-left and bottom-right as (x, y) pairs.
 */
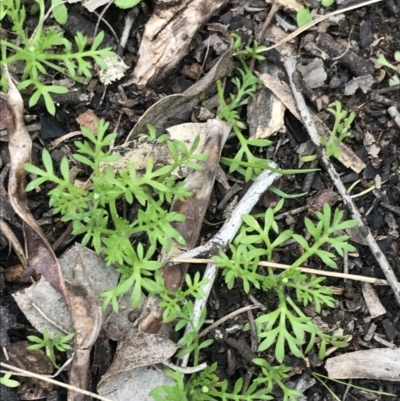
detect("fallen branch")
(283, 56), (400, 306)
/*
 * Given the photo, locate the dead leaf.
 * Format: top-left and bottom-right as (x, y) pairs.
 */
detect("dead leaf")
(98, 366), (174, 401)
(7, 341), (53, 396)
(13, 244), (121, 338)
(126, 48), (233, 141)
(297, 58), (327, 89)
(344, 75), (375, 96)
(326, 349), (400, 380)
(98, 327), (177, 385)
(4, 72), (70, 304)
(132, 0), (230, 88)
(76, 109), (101, 134)
(98, 328), (177, 401)
(67, 250), (102, 401)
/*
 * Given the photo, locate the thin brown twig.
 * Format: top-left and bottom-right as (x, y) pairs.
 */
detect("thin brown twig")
(257, 2), (280, 41)
(199, 304), (261, 338)
(93, 0), (114, 41)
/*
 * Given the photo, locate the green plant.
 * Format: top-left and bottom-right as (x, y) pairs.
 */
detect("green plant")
(377, 53), (400, 85)
(0, 372), (20, 388)
(296, 0), (335, 27)
(377, 53), (400, 73)
(151, 297), (298, 401)
(27, 329), (75, 368)
(0, 0), (115, 114)
(114, 0), (142, 8)
(217, 36), (273, 182)
(217, 37), (318, 183)
(296, 8), (313, 27)
(24, 120), (208, 312)
(320, 100), (355, 159)
(212, 199), (357, 363)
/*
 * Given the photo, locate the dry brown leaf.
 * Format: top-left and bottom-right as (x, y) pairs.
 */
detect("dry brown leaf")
(7, 341), (53, 397)
(67, 250), (102, 401)
(126, 48), (233, 141)
(132, 0), (229, 88)
(4, 72), (70, 304)
(361, 282), (386, 319)
(107, 123), (208, 179)
(98, 366), (174, 401)
(76, 109), (100, 134)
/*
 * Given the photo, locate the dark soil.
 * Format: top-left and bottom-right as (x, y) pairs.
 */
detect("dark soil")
(1, 0), (400, 400)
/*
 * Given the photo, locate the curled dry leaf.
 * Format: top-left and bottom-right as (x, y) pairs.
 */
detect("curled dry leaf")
(67, 250), (102, 401)
(4, 72), (70, 304)
(132, 0), (230, 88)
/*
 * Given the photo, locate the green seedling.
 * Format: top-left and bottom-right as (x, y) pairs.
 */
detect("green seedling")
(24, 120), (208, 312)
(0, 372), (20, 388)
(297, 0), (335, 27)
(27, 329), (75, 368)
(152, 296), (300, 401)
(377, 53), (400, 85)
(212, 199), (357, 363)
(320, 100), (355, 159)
(0, 0), (115, 114)
(296, 8), (313, 27)
(217, 37), (319, 182)
(114, 0), (142, 8)
(377, 53), (400, 73)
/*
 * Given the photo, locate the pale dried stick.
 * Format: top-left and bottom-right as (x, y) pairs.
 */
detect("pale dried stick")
(283, 56), (400, 305)
(171, 258), (389, 286)
(0, 362), (112, 401)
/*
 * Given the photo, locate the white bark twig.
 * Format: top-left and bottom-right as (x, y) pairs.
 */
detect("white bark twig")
(177, 166), (281, 367)
(283, 56), (400, 306)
